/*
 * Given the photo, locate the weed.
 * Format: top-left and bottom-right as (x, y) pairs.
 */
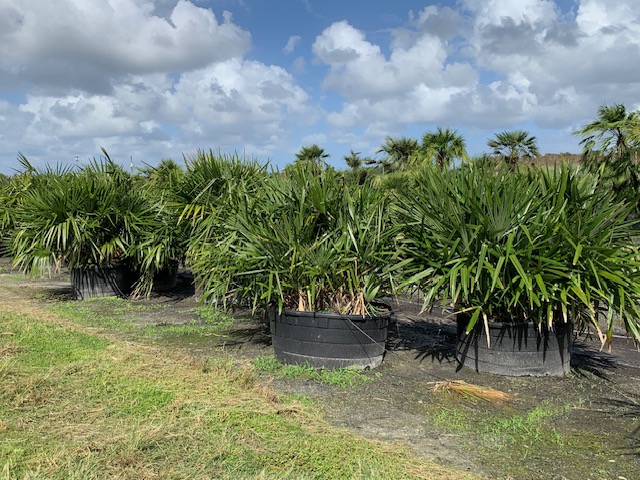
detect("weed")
(51, 299), (135, 331)
(254, 355), (281, 372)
(254, 356), (373, 388)
(433, 400), (567, 465)
(318, 367), (374, 388)
(194, 306), (233, 326)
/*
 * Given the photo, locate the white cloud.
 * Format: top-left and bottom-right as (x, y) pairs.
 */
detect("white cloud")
(0, 0), (318, 171)
(0, 0), (251, 93)
(2, 0), (640, 172)
(165, 59), (312, 141)
(313, 17), (477, 132)
(6, 57), (315, 169)
(292, 56), (307, 74)
(462, 0), (559, 27)
(310, 0), (640, 151)
(283, 35), (301, 54)
(300, 133), (327, 147)
(461, 0), (640, 128)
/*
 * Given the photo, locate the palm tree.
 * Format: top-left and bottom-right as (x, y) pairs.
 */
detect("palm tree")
(294, 144), (330, 171)
(153, 158), (184, 185)
(487, 130), (540, 171)
(376, 136), (420, 172)
(344, 150), (375, 185)
(574, 103), (640, 204)
(344, 150), (363, 170)
(574, 103), (640, 168)
(421, 127), (468, 169)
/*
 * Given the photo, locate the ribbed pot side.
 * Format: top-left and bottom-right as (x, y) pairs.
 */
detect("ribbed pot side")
(270, 308), (390, 370)
(456, 316), (573, 376)
(71, 265), (134, 300)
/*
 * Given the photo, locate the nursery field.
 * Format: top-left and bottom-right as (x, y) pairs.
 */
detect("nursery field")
(1, 265), (639, 479)
(0, 268), (474, 480)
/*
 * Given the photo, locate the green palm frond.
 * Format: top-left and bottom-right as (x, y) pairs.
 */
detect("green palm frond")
(190, 161), (396, 315)
(395, 162), (640, 346)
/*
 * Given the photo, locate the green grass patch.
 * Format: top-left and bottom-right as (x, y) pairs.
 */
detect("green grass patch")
(146, 306), (237, 337)
(254, 356), (375, 388)
(50, 297), (140, 331)
(194, 305), (235, 328)
(1, 306), (469, 479)
(50, 298), (240, 340)
(429, 400), (595, 478)
(434, 402), (566, 450)
(0, 312), (109, 368)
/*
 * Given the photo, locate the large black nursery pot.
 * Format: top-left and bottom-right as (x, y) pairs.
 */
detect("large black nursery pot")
(151, 260), (179, 292)
(270, 308), (391, 370)
(456, 315), (573, 377)
(71, 265), (136, 300)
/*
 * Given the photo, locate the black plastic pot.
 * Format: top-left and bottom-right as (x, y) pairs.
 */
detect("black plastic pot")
(71, 265), (135, 300)
(456, 315), (573, 376)
(152, 260), (179, 292)
(270, 308), (391, 370)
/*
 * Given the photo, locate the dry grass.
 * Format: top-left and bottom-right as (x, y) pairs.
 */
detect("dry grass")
(431, 380), (513, 405)
(0, 284), (479, 480)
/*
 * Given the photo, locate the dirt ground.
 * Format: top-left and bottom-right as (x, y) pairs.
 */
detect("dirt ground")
(2, 265), (640, 480)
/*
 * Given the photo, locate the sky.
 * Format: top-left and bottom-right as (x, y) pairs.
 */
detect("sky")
(1, 0), (639, 174)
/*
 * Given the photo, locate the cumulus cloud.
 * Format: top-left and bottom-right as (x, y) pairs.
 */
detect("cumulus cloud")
(0, 0), (315, 170)
(14, 59), (312, 160)
(312, 16), (477, 132)
(165, 59), (312, 141)
(283, 35), (301, 54)
(2, 0), (640, 171)
(313, 20), (467, 100)
(461, 0), (640, 127)
(0, 0), (251, 94)
(312, 0), (640, 145)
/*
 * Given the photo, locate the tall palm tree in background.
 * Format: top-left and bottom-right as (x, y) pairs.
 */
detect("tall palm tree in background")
(344, 150), (374, 185)
(487, 130), (540, 171)
(294, 144), (330, 173)
(344, 150), (363, 170)
(574, 103), (640, 204)
(376, 136), (420, 172)
(421, 127), (468, 169)
(574, 103), (640, 168)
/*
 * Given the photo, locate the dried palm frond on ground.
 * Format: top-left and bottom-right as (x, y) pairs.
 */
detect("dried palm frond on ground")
(431, 380), (513, 405)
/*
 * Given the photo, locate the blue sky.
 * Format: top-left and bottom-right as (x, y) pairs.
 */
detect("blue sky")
(0, 0), (639, 173)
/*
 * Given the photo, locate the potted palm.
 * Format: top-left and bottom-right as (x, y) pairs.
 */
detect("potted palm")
(395, 162), (640, 376)
(131, 159), (190, 295)
(9, 155), (173, 299)
(173, 149), (269, 301)
(0, 156), (35, 256)
(191, 162), (396, 369)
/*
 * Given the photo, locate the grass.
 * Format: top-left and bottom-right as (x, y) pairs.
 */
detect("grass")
(433, 402), (566, 449)
(146, 306), (237, 336)
(50, 297), (240, 339)
(50, 296), (141, 331)
(429, 400), (606, 477)
(0, 292), (473, 479)
(194, 305), (235, 328)
(253, 356), (376, 388)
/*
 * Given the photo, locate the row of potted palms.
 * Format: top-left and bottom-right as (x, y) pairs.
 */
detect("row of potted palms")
(187, 157), (640, 375)
(2, 149), (639, 376)
(1, 153), (185, 298)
